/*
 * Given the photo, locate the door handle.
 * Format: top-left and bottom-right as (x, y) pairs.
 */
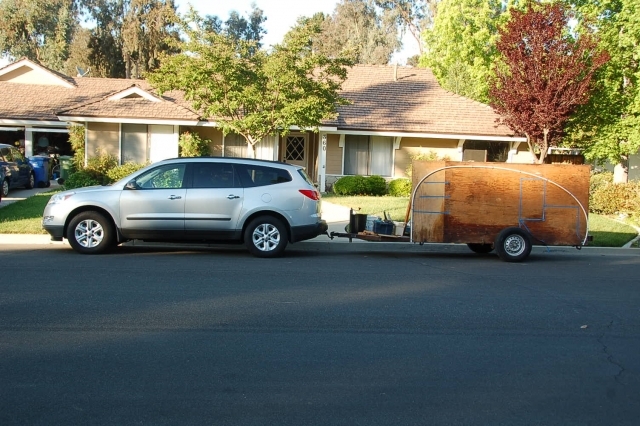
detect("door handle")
(168, 195), (182, 200)
(227, 194), (240, 199)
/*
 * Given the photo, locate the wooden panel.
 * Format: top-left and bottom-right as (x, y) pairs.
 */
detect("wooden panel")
(412, 161), (446, 243)
(411, 161), (590, 246)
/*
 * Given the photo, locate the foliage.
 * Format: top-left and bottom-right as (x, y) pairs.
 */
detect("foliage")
(405, 150), (450, 177)
(0, 0), (79, 71)
(149, 12), (352, 158)
(421, 0), (511, 102)
(120, 0), (181, 78)
(589, 170), (613, 194)
(85, 152), (118, 178)
(388, 178), (412, 196)
(564, 0), (640, 182)
(64, 170), (102, 189)
(307, 0), (401, 64)
(67, 124), (85, 170)
(106, 162), (147, 182)
(79, 0), (180, 78)
(333, 175), (388, 196)
(590, 180), (640, 216)
(178, 132), (211, 157)
(374, 0), (434, 56)
(489, 2), (609, 164)
(203, 4), (266, 52)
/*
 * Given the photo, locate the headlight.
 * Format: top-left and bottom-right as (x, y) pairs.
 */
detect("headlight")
(48, 192), (76, 205)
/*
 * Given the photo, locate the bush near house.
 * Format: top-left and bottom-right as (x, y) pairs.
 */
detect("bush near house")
(179, 131), (211, 157)
(388, 178), (411, 197)
(590, 171), (640, 221)
(64, 153), (147, 189)
(333, 175), (387, 196)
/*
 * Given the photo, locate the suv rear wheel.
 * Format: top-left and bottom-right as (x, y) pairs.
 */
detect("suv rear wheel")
(244, 216), (288, 258)
(1, 179), (8, 197)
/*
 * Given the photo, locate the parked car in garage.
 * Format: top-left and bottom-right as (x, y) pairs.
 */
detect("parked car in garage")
(0, 143), (35, 197)
(42, 157), (328, 257)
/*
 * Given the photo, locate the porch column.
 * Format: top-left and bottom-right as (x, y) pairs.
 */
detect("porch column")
(508, 142), (521, 163)
(319, 133), (327, 192)
(457, 139), (466, 161)
(24, 127), (34, 157)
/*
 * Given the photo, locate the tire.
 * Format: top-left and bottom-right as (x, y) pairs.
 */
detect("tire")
(66, 211), (115, 254)
(1, 179), (8, 197)
(25, 172), (35, 189)
(467, 243), (494, 254)
(494, 227), (532, 262)
(244, 216), (288, 258)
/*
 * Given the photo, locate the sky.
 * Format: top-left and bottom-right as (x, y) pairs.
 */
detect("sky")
(176, 0), (419, 64)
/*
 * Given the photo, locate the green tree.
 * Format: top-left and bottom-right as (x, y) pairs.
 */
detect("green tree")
(0, 0), (80, 71)
(565, 0), (640, 183)
(489, 2), (608, 164)
(310, 0), (401, 65)
(202, 3), (267, 55)
(80, 0), (180, 78)
(373, 0), (435, 56)
(421, 0), (512, 102)
(121, 0), (180, 78)
(148, 12), (352, 158)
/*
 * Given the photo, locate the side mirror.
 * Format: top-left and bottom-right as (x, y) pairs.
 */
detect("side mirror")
(56, 178), (65, 185)
(125, 180), (138, 190)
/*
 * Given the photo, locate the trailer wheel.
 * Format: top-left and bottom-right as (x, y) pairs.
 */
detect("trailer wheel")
(467, 243), (494, 254)
(494, 227), (532, 262)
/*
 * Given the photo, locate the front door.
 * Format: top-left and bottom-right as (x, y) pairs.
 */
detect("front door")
(119, 163), (187, 239)
(283, 133), (307, 168)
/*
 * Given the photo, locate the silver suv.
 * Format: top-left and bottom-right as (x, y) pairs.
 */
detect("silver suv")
(43, 157), (328, 257)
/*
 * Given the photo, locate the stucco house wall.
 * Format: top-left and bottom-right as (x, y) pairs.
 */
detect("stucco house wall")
(87, 122), (119, 159)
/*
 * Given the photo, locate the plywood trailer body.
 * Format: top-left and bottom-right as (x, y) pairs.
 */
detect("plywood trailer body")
(410, 161), (590, 261)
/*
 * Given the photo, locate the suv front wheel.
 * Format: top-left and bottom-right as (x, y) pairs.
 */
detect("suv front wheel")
(67, 211), (115, 254)
(244, 216), (288, 258)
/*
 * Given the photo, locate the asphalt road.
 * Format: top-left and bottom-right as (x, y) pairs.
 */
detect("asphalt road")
(1, 242), (639, 425)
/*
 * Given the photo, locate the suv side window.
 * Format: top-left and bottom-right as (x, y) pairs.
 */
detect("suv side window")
(191, 162), (240, 189)
(236, 164), (292, 188)
(134, 164), (186, 189)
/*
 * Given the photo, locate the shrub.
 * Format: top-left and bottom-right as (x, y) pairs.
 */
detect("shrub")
(590, 180), (640, 216)
(64, 170), (101, 189)
(333, 175), (388, 196)
(106, 162), (148, 182)
(590, 170), (613, 194)
(366, 175), (387, 196)
(67, 124), (85, 171)
(406, 150), (451, 177)
(179, 132), (211, 157)
(333, 175), (368, 195)
(388, 178), (411, 197)
(85, 152), (118, 178)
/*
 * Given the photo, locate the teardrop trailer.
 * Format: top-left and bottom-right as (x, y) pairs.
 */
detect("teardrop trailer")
(328, 161), (591, 262)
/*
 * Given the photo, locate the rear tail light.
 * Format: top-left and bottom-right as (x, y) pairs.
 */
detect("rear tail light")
(299, 189), (320, 200)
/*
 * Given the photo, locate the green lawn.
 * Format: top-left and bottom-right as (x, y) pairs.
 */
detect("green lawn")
(0, 192), (637, 247)
(323, 194), (639, 248)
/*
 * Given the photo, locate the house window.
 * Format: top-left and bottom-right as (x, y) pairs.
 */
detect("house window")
(224, 133), (247, 158)
(344, 135), (393, 176)
(122, 124), (148, 163)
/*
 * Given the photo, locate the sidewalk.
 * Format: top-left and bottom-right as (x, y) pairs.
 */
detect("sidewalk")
(0, 180), (62, 209)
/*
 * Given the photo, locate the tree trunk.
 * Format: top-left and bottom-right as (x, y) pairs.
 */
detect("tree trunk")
(613, 157), (629, 184)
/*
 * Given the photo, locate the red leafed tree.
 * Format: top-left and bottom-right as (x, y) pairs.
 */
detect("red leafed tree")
(489, 2), (609, 164)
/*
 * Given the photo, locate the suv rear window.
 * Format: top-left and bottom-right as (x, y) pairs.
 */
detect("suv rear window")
(236, 164), (292, 187)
